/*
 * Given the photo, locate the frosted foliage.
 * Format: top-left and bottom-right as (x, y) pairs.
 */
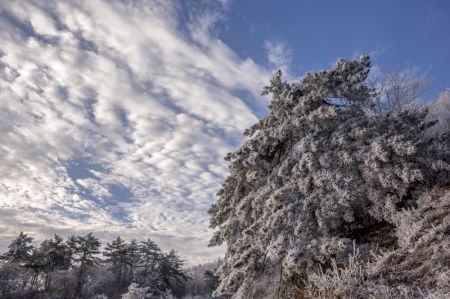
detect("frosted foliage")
(305, 188), (450, 298)
(208, 56), (450, 297)
(367, 188), (450, 296)
(122, 283), (150, 299)
(305, 247), (365, 298)
(427, 90), (450, 138)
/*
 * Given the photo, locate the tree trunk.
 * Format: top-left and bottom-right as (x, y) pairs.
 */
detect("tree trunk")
(44, 272), (50, 291)
(143, 260), (149, 284)
(74, 265), (84, 298)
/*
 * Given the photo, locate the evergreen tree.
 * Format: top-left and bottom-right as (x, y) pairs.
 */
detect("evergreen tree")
(26, 247), (47, 293)
(0, 232), (35, 296)
(2, 232), (34, 264)
(158, 250), (188, 296)
(39, 235), (72, 291)
(103, 236), (128, 288)
(68, 232), (101, 297)
(138, 238), (162, 286)
(208, 56), (450, 298)
(126, 239), (139, 284)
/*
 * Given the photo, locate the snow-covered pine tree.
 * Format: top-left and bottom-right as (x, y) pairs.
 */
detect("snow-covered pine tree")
(158, 249), (188, 296)
(138, 238), (163, 286)
(39, 234), (72, 273)
(208, 56), (450, 298)
(38, 235), (72, 292)
(1, 232), (34, 264)
(103, 236), (129, 287)
(68, 232), (101, 297)
(127, 239), (140, 284)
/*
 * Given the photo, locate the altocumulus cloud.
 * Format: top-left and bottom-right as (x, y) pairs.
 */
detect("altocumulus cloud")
(0, 0), (272, 263)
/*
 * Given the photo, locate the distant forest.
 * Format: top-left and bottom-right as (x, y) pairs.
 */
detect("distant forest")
(0, 232), (223, 299)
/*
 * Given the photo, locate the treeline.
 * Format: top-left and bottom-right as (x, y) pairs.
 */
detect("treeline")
(0, 232), (220, 299)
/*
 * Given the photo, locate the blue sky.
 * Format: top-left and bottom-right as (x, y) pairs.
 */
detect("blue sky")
(221, 0), (449, 100)
(0, 0), (448, 263)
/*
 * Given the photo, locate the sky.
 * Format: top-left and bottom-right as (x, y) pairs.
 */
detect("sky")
(0, 0), (448, 264)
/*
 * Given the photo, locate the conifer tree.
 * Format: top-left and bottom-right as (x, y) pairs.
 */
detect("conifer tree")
(103, 236), (128, 288)
(158, 250), (188, 296)
(39, 235), (72, 291)
(2, 232), (34, 264)
(68, 233), (101, 297)
(208, 56), (450, 298)
(126, 239), (139, 283)
(1, 233), (40, 295)
(138, 238), (162, 286)
(26, 247), (47, 292)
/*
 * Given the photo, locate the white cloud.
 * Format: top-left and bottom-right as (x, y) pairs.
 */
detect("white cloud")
(0, 0), (271, 264)
(264, 39), (293, 76)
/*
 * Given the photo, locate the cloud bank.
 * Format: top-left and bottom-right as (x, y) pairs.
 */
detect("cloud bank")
(0, 0), (271, 263)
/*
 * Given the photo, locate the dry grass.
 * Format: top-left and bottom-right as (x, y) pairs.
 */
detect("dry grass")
(302, 188), (450, 299)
